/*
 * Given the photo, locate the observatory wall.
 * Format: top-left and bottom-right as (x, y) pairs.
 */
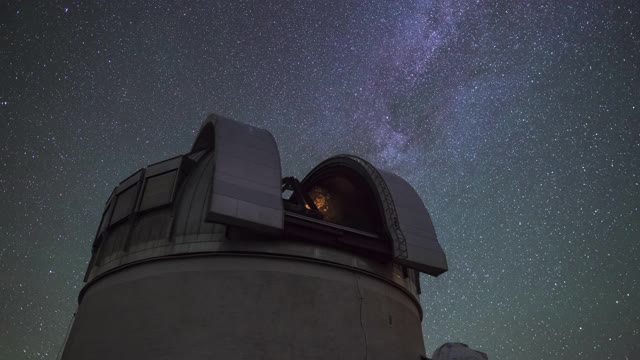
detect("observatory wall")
(63, 255), (425, 360)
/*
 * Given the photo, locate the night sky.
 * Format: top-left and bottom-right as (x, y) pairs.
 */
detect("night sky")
(2, 1), (639, 359)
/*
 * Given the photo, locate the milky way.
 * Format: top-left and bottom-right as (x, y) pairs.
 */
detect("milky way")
(2, 1), (639, 359)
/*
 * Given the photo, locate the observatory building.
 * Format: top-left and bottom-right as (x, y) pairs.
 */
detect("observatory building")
(60, 114), (451, 360)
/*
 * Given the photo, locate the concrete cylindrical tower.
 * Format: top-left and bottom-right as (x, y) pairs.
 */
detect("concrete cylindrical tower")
(60, 114), (448, 360)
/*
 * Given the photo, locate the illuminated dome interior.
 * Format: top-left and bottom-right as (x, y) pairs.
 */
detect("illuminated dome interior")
(302, 167), (382, 235)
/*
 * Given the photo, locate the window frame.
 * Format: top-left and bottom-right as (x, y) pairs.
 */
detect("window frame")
(109, 183), (141, 226)
(136, 155), (193, 213)
(138, 169), (180, 212)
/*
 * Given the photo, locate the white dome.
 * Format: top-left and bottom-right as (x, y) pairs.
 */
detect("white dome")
(432, 342), (488, 360)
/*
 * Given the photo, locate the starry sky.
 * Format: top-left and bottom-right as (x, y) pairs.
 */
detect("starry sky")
(1, 1), (639, 359)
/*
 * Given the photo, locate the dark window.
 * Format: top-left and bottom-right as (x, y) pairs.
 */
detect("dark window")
(140, 171), (177, 211)
(99, 200), (114, 233)
(110, 185), (138, 224)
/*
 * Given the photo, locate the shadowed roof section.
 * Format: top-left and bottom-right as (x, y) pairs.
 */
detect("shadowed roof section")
(302, 155), (448, 276)
(192, 113), (284, 232)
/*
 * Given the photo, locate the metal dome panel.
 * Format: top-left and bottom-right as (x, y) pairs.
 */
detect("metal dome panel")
(193, 114), (284, 232)
(378, 170), (448, 276)
(302, 155), (448, 276)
